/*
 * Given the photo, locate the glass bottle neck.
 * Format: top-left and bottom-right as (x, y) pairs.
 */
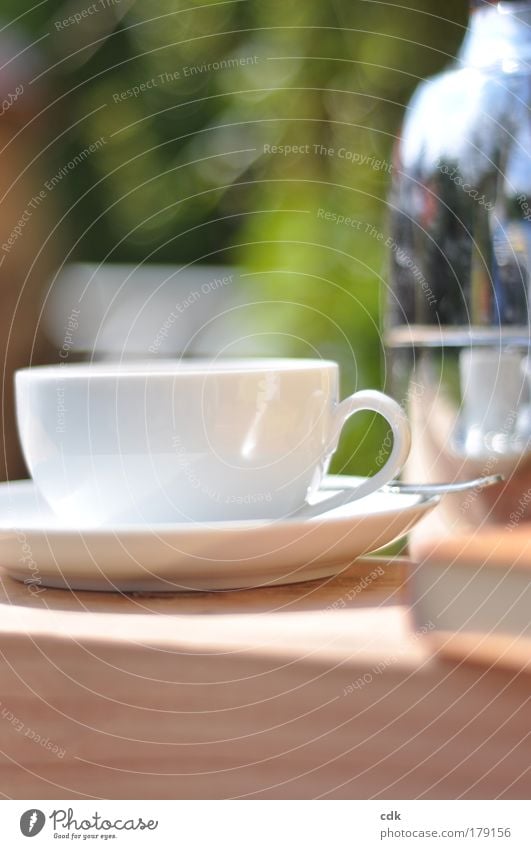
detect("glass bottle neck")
(460, 2), (531, 68)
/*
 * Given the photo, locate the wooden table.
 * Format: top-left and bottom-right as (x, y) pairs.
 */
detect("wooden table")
(0, 557), (528, 799)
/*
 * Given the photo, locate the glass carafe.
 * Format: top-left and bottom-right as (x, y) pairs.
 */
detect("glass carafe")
(387, 0), (531, 527)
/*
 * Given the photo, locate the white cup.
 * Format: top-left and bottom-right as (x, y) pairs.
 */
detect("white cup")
(459, 349), (525, 452)
(15, 359), (411, 524)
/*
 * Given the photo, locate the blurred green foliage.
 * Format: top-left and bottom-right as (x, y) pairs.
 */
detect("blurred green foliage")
(2, 0), (467, 474)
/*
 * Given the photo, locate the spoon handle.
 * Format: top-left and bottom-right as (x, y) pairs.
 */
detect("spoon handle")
(320, 473), (503, 496)
(295, 473), (504, 520)
(291, 475), (504, 519)
(383, 474), (504, 496)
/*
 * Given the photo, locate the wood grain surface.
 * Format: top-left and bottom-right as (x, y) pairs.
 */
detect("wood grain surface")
(0, 557), (528, 800)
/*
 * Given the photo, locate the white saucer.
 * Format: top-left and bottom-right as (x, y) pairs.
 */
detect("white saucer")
(0, 477), (438, 592)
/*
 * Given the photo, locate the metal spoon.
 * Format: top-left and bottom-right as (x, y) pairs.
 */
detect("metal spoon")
(295, 474), (504, 520)
(374, 473), (503, 497)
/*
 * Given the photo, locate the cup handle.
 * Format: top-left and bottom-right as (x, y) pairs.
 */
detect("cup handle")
(299, 390), (411, 518)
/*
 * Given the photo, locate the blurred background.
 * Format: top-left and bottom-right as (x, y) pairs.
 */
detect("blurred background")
(0, 0), (467, 480)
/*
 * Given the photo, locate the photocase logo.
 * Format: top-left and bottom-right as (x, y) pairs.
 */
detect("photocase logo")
(20, 809), (45, 837)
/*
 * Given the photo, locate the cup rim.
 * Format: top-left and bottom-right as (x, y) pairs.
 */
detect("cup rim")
(16, 358), (339, 381)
